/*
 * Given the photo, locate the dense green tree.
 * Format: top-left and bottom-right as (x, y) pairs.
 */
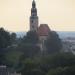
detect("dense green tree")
(10, 32), (17, 44)
(18, 53), (75, 75)
(45, 31), (62, 54)
(47, 66), (75, 75)
(22, 31), (39, 44)
(62, 66), (75, 75)
(17, 44), (40, 58)
(47, 67), (67, 75)
(0, 28), (11, 48)
(4, 46), (23, 68)
(1, 28), (75, 75)
(18, 31), (40, 58)
(20, 59), (45, 75)
(39, 53), (75, 70)
(0, 28), (11, 65)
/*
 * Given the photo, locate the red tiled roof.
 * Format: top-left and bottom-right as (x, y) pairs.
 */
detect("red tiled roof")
(38, 24), (50, 36)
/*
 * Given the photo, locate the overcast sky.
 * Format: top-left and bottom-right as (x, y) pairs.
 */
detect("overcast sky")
(0, 0), (75, 32)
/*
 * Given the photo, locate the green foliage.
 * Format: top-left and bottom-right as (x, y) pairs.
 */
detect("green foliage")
(17, 43), (40, 58)
(39, 53), (75, 69)
(47, 67), (67, 75)
(0, 28), (11, 65)
(10, 32), (17, 44)
(5, 48), (23, 68)
(17, 53), (75, 75)
(0, 28), (75, 75)
(47, 66), (75, 75)
(22, 31), (39, 44)
(45, 31), (62, 54)
(3, 47), (75, 75)
(0, 28), (11, 48)
(20, 58), (45, 75)
(17, 31), (40, 58)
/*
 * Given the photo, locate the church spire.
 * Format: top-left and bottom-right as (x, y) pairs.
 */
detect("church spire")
(30, 0), (39, 31)
(31, 0), (37, 16)
(32, 0), (36, 8)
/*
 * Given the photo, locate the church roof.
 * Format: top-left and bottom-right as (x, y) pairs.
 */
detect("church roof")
(38, 24), (50, 36)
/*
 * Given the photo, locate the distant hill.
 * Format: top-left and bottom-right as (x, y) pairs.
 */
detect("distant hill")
(15, 31), (75, 39)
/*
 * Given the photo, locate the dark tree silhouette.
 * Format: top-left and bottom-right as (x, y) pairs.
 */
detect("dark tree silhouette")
(22, 31), (39, 44)
(10, 32), (17, 44)
(0, 28), (11, 65)
(45, 31), (62, 54)
(0, 28), (11, 48)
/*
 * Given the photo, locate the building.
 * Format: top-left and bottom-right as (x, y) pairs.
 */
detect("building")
(30, 0), (38, 31)
(0, 65), (9, 75)
(30, 0), (50, 51)
(38, 24), (50, 51)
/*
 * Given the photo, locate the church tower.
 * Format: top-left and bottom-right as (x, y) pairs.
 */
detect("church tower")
(30, 0), (38, 31)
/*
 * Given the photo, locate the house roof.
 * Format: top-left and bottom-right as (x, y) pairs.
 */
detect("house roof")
(38, 24), (50, 36)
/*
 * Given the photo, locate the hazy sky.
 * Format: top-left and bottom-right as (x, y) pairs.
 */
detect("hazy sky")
(0, 0), (75, 32)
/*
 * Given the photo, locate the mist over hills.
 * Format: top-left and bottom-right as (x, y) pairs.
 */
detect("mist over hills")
(15, 31), (75, 39)
(57, 31), (75, 39)
(16, 32), (26, 38)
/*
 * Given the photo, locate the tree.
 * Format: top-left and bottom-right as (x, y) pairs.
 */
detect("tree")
(10, 33), (17, 44)
(19, 31), (40, 58)
(0, 28), (11, 48)
(47, 66), (75, 75)
(5, 49), (23, 69)
(45, 31), (62, 54)
(0, 28), (11, 65)
(17, 44), (40, 58)
(22, 31), (39, 44)
(20, 59), (45, 75)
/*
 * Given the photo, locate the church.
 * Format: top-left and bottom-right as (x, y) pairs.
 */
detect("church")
(30, 0), (51, 51)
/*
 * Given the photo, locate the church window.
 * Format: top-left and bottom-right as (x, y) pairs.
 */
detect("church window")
(32, 25), (34, 28)
(32, 20), (34, 23)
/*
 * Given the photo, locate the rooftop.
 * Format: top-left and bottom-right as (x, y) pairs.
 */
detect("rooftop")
(38, 24), (50, 36)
